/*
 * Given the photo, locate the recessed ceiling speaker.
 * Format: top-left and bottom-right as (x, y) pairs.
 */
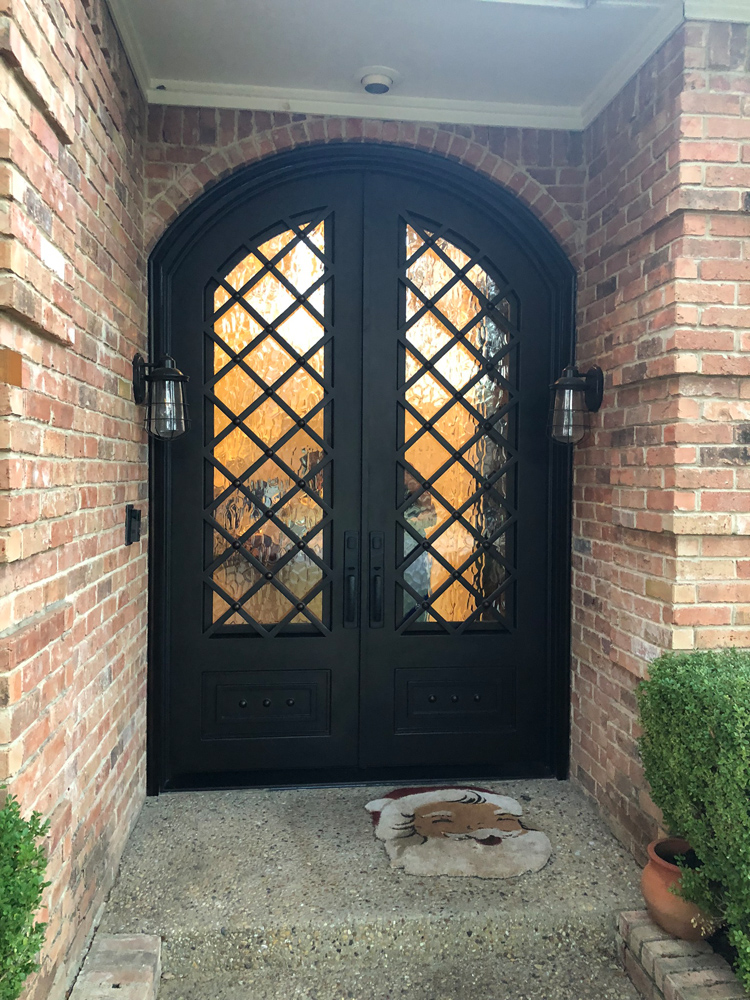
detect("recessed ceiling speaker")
(362, 73), (393, 95)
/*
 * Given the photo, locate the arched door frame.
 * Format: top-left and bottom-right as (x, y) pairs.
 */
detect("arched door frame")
(146, 143), (577, 794)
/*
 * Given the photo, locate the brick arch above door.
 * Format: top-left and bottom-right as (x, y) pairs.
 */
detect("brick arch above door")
(144, 113), (585, 267)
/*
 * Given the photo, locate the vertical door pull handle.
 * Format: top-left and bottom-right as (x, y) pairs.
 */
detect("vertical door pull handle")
(369, 531), (385, 628)
(343, 531), (359, 628)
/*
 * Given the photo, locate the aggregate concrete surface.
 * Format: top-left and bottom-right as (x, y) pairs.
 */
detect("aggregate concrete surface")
(158, 952), (641, 1000)
(101, 780), (643, 997)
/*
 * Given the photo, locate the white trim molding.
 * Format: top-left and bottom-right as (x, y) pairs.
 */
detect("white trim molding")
(146, 81), (584, 131)
(581, 0), (685, 126)
(684, 0), (750, 22)
(106, 0), (151, 96)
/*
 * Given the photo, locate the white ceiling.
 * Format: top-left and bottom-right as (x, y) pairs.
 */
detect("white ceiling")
(107, 0), (745, 130)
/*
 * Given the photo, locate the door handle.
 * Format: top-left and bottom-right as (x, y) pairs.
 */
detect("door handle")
(369, 531), (384, 628)
(343, 531), (359, 628)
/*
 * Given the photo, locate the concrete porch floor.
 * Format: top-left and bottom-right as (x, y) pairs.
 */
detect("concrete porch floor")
(101, 780), (643, 998)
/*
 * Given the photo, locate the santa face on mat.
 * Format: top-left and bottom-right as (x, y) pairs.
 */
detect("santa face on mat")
(411, 798), (528, 841)
(365, 788), (552, 879)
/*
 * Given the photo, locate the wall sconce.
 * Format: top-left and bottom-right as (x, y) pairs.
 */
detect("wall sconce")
(549, 364), (603, 445)
(132, 353), (190, 440)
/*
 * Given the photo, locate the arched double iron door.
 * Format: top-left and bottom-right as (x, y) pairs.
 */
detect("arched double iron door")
(149, 146), (575, 790)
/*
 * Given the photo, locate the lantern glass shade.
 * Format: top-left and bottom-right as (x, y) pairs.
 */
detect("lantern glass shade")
(143, 357), (189, 440)
(551, 382), (586, 444)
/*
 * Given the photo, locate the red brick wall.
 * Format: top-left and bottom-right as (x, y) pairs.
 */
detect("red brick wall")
(143, 111), (587, 260)
(573, 20), (750, 861)
(0, 1), (147, 997)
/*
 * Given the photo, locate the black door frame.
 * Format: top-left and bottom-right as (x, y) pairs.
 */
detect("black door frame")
(146, 143), (576, 795)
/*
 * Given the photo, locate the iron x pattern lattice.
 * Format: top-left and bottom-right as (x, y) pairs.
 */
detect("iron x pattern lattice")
(203, 213), (334, 637)
(397, 215), (519, 634)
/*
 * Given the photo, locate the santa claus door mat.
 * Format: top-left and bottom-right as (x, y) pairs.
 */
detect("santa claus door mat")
(366, 786), (552, 878)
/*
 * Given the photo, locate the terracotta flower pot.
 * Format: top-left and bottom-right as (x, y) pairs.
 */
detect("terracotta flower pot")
(641, 838), (712, 941)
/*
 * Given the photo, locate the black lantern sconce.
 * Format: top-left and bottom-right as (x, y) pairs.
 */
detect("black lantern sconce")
(549, 364), (604, 445)
(132, 353), (190, 440)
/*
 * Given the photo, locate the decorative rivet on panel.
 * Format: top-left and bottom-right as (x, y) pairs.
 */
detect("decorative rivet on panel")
(262, 699), (271, 708)
(239, 699), (247, 708)
(428, 695), (437, 703)
(286, 698), (295, 707)
(264, 572), (273, 580)
(451, 695), (459, 703)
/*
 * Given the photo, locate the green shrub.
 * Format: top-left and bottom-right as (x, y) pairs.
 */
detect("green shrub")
(0, 791), (49, 1000)
(638, 649), (750, 990)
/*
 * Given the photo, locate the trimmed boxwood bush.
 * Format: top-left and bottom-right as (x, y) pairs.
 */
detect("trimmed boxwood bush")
(638, 649), (750, 991)
(0, 791), (49, 1000)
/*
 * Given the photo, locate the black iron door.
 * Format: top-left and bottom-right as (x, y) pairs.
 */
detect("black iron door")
(157, 150), (572, 789)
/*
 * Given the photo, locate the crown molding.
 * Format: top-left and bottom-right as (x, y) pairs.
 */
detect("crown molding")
(147, 81), (584, 131)
(105, 0), (151, 96)
(683, 0), (750, 21)
(581, 0), (685, 127)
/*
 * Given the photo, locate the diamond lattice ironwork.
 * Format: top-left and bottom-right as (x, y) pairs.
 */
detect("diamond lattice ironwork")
(203, 216), (334, 636)
(397, 216), (519, 633)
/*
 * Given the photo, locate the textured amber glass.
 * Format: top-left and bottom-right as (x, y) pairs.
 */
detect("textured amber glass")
(211, 223), (326, 627)
(402, 225), (512, 625)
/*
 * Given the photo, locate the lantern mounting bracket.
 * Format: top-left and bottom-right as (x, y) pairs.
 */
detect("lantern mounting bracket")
(584, 365), (604, 412)
(132, 352), (149, 404)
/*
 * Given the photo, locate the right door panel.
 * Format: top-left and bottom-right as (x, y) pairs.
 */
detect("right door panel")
(359, 171), (554, 771)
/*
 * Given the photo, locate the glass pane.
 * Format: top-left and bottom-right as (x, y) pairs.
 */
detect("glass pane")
(208, 221), (329, 628)
(400, 223), (515, 627)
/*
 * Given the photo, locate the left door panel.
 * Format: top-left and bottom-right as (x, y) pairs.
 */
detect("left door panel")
(165, 172), (364, 785)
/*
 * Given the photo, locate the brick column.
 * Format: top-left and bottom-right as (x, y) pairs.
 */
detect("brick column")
(573, 20), (750, 859)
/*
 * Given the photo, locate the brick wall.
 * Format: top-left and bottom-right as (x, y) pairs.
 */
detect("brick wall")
(573, 20), (750, 861)
(0, 0), (147, 998)
(143, 111), (587, 259)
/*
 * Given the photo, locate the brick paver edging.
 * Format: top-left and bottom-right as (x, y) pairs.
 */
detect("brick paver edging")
(69, 934), (161, 1000)
(619, 910), (748, 1000)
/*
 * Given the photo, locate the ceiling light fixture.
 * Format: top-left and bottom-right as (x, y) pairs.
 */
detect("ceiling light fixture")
(362, 73), (393, 95)
(357, 66), (401, 96)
